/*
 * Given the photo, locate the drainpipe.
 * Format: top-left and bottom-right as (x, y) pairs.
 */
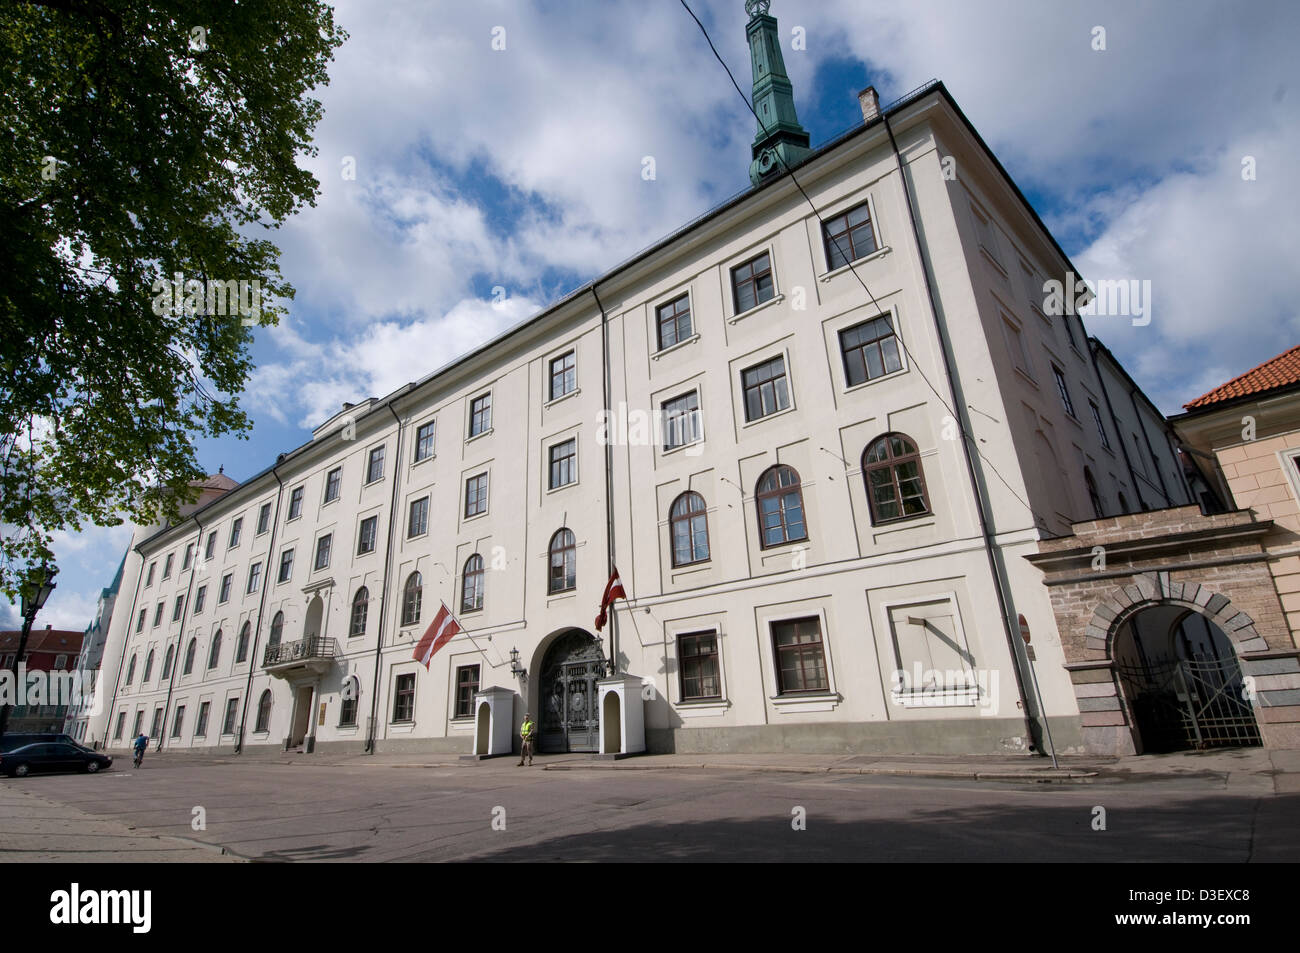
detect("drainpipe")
(1088, 340), (1147, 510)
(156, 517), (204, 751)
(366, 402), (407, 753)
(591, 285), (618, 674)
(235, 468), (285, 754)
(884, 113), (1042, 752)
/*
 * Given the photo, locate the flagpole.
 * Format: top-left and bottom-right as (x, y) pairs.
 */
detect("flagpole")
(593, 285), (618, 675)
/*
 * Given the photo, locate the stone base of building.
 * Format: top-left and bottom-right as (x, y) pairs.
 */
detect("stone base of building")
(646, 716), (1086, 757)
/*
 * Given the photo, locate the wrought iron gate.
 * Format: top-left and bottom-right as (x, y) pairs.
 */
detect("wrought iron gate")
(1116, 653), (1261, 752)
(539, 631), (608, 753)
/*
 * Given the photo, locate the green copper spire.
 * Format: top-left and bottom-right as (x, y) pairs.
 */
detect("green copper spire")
(745, 0), (811, 186)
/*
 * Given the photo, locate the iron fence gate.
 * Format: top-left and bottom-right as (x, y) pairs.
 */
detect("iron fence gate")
(1116, 653), (1261, 752)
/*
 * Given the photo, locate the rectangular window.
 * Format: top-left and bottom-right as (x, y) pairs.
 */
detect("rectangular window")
(246, 561), (262, 595)
(549, 351), (576, 401)
(731, 251), (775, 314)
(277, 548), (294, 584)
(114, 712), (125, 740)
(888, 600), (973, 693)
(465, 474), (488, 518)
(145, 562), (156, 587)
(171, 705), (185, 738)
(194, 585), (207, 614)
(136, 609), (146, 633)
(257, 502), (271, 535)
(205, 533), (217, 560)
(358, 516), (378, 555)
(195, 701), (210, 737)
(741, 356), (791, 422)
(182, 544), (193, 571)
(288, 486), (304, 520)
(132, 711), (143, 739)
(455, 665), (480, 719)
(393, 673), (416, 723)
(314, 534), (332, 571)
(324, 467), (342, 503)
(366, 446), (386, 484)
(1004, 318), (1032, 376)
(656, 294), (692, 350)
(1089, 401), (1111, 449)
(469, 393), (492, 438)
(678, 631), (721, 701)
(408, 496), (429, 537)
(414, 421), (436, 462)
(823, 201), (877, 270)
(172, 595), (185, 622)
(229, 517), (242, 549)
(153, 601), (164, 627)
(972, 205), (1000, 263)
(222, 698), (239, 735)
(162, 553), (174, 579)
(150, 707), (163, 739)
(661, 391), (701, 451)
(549, 439), (577, 489)
(1052, 365), (1077, 418)
(54, 654), (67, 669)
(771, 617), (829, 695)
(218, 573), (233, 604)
(839, 314), (903, 386)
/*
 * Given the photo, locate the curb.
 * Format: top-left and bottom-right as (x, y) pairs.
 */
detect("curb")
(541, 761), (1099, 783)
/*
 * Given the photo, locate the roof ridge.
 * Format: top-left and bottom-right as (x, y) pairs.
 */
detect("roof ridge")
(1184, 344), (1300, 409)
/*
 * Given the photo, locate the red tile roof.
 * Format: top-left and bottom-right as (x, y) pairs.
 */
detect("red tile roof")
(1184, 345), (1300, 409)
(0, 628), (84, 654)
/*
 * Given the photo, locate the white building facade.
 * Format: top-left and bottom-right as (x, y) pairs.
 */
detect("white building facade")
(89, 10), (1192, 759)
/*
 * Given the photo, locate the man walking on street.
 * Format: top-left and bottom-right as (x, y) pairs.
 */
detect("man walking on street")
(518, 713), (535, 766)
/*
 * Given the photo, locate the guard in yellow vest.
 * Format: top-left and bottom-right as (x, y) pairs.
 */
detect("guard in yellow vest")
(518, 713), (536, 766)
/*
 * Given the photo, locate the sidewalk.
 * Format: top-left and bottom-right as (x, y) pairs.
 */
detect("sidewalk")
(0, 784), (243, 863)
(138, 744), (1300, 791)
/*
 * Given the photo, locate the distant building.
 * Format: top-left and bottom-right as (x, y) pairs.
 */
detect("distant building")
(0, 626), (85, 733)
(63, 553), (126, 746)
(88, 2), (1221, 760)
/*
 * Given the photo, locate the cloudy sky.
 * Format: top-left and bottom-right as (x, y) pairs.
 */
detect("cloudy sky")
(9, 0), (1297, 632)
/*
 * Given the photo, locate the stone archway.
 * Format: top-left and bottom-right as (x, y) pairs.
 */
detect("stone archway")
(1071, 574), (1269, 755)
(532, 628), (607, 753)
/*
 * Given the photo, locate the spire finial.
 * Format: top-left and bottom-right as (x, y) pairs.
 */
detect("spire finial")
(745, 0), (811, 185)
(745, 0), (770, 18)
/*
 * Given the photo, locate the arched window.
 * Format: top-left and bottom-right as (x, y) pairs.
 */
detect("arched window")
(350, 587), (369, 638)
(236, 621), (250, 663)
(142, 650), (155, 684)
(670, 491), (710, 566)
(862, 433), (930, 524)
(548, 529), (576, 594)
(208, 630), (222, 669)
(182, 638), (197, 675)
(756, 465), (807, 547)
(461, 555), (484, 613)
(402, 572), (423, 627)
(268, 611), (284, 648)
(1085, 467), (1105, 519)
(255, 689), (273, 733)
(125, 654), (137, 685)
(162, 645), (174, 679)
(339, 676), (360, 727)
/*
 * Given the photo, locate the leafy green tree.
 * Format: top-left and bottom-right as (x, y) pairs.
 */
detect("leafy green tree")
(0, 1), (346, 598)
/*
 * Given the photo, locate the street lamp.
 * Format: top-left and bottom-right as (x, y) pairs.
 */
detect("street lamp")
(0, 565), (58, 742)
(509, 647), (526, 679)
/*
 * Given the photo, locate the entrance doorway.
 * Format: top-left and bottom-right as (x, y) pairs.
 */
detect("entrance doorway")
(539, 629), (607, 753)
(289, 685), (313, 749)
(1114, 606), (1261, 752)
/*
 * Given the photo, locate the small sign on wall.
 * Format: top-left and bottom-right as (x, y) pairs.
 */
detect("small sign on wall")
(318, 702), (327, 726)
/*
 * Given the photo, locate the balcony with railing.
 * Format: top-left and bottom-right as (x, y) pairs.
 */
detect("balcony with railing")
(262, 636), (339, 678)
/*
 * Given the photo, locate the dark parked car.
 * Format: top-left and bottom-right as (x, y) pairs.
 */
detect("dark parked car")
(0, 732), (78, 753)
(0, 742), (113, 777)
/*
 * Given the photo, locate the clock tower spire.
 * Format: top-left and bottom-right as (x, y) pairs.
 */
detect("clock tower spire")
(745, 0), (812, 186)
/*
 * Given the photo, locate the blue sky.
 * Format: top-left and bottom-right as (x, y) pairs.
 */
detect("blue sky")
(10, 0), (1299, 632)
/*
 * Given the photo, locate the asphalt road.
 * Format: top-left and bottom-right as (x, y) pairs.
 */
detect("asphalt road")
(5, 755), (1298, 862)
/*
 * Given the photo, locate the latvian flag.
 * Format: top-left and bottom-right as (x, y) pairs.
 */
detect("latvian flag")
(594, 567), (626, 632)
(413, 601), (461, 669)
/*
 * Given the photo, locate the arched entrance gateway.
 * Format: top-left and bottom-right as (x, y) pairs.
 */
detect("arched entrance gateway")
(1113, 605), (1260, 752)
(536, 629), (608, 753)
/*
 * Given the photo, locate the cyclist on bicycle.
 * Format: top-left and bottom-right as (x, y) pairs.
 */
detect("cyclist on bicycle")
(132, 732), (148, 767)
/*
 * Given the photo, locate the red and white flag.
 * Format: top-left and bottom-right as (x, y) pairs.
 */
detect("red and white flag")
(594, 567), (627, 632)
(413, 602), (461, 668)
